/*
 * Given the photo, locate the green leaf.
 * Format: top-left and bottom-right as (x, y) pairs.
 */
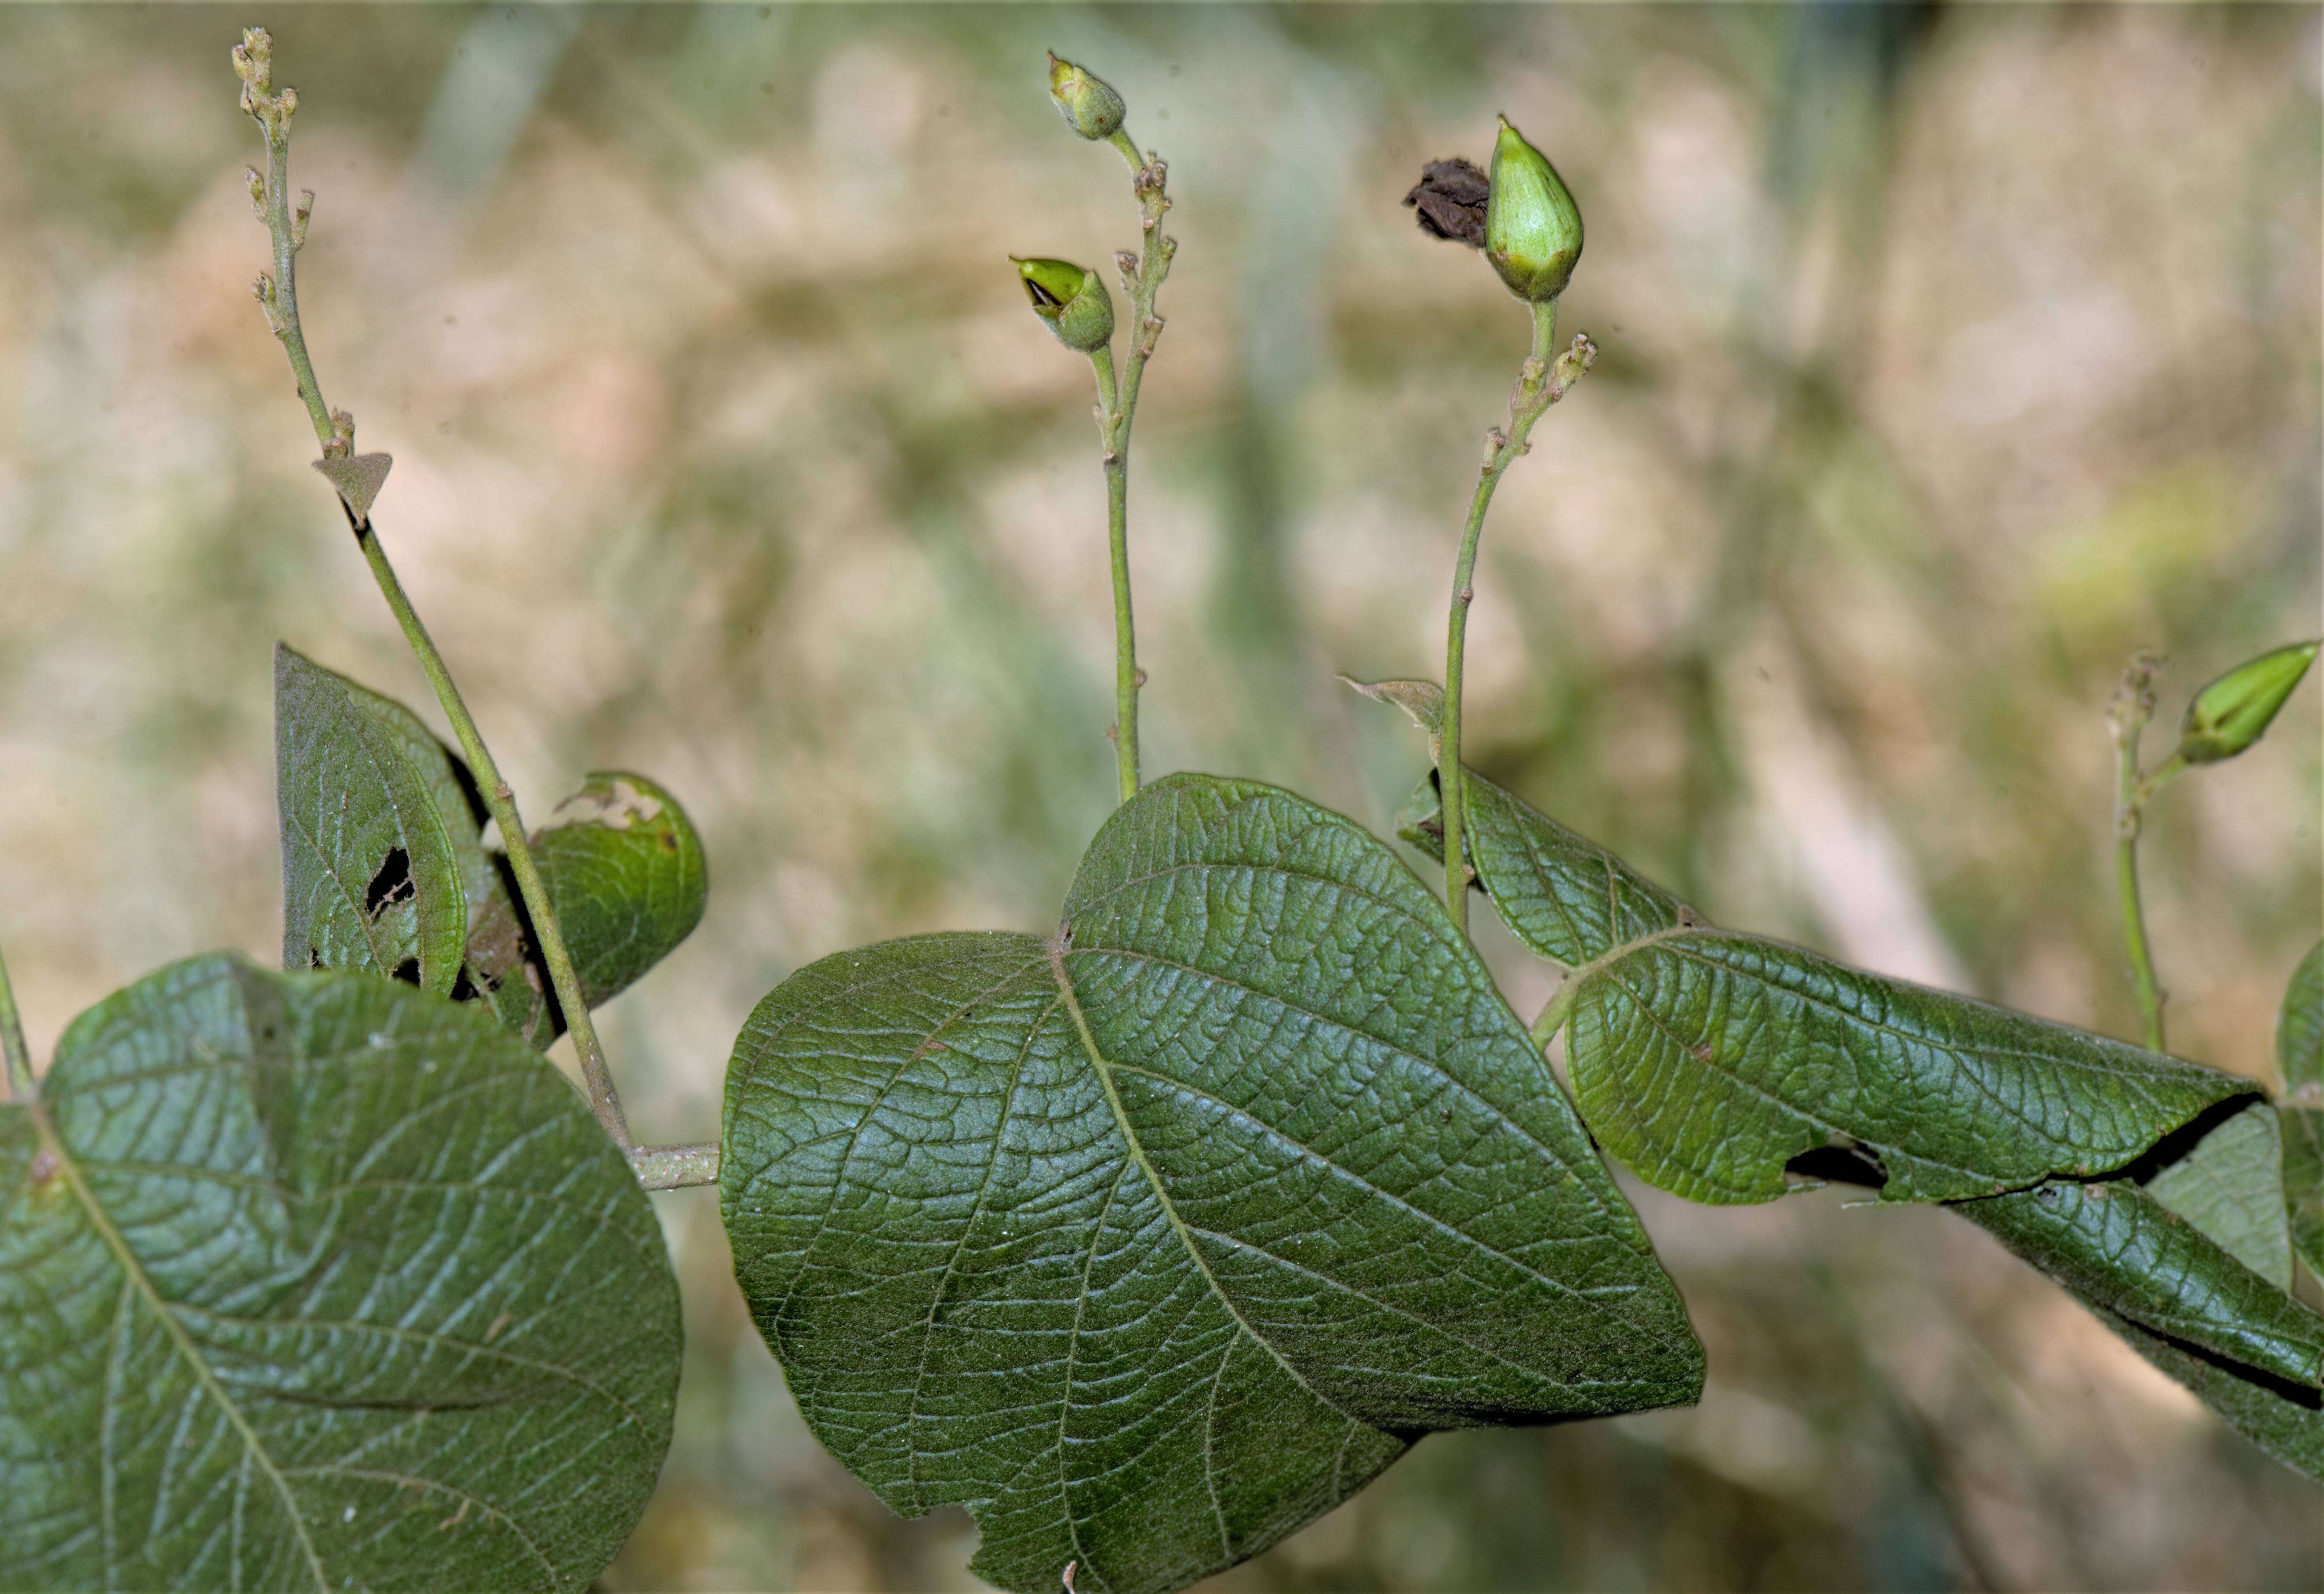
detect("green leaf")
(721, 775), (1704, 1594)
(2283, 1107), (2324, 1285)
(1957, 1182), (2324, 1485)
(2100, 1310), (2324, 1484)
(275, 644), (479, 996)
(1396, 767), (1689, 966)
(2279, 940), (2323, 1097)
(274, 649), (706, 1047)
(1410, 763), (2250, 1204)
(0, 953), (681, 1591)
(1960, 1179), (2322, 1387)
(528, 772), (707, 1010)
(1564, 930), (2252, 1204)
(2147, 1102), (2293, 1289)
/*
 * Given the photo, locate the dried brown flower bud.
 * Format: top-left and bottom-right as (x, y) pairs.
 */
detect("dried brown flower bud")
(1403, 157), (1489, 249)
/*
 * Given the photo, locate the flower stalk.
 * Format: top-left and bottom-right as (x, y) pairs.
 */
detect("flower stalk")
(1439, 303), (1596, 933)
(234, 28), (710, 1190)
(1033, 57), (1174, 805)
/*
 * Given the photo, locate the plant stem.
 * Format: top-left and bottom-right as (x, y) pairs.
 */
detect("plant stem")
(2108, 653), (2167, 1052)
(1081, 127), (1176, 803)
(348, 521), (637, 1150)
(1089, 349), (1139, 801)
(0, 941), (33, 1104)
(237, 30), (716, 1188)
(1441, 298), (1592, 934)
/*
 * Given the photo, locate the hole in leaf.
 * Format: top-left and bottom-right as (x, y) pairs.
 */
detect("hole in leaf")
(307, 948), (323, 969)
(1785, 1139), (1888, 1192)
(449, 965), (481, 1003)
(390, 957), (421, 986)
(364, 847), (415, 918)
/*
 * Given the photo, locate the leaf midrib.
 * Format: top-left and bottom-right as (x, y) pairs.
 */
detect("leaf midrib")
(30, 1101), (330, 1592)
(1043, 940), (1358, 1432)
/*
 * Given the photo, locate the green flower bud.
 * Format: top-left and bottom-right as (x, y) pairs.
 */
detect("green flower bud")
(2176, 640), (2320, 764)
(1013, 256), (1114, 353)
(1047, 53), (1125, 142)
(1484, 115), (1583, 304)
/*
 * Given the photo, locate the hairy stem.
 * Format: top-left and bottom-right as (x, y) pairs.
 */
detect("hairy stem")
(1083, 126), (1176, 802)
(2108, 654), (2167, 1052)
(236, 29), (716, 1188)
(0, 940), (33, 1104)
(1442, 299), (1590, 933)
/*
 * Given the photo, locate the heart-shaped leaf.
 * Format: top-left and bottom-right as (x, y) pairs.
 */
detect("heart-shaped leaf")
(1957, 1180), (2324, 1483)
(0, 953), (682, 1591)
(1409, 765), (2249, 1204)
(2148, 1101), (2293, 1290)
(721, 775), (1703, 1594)
(275, 648), (706, 1046)
(276, 645), (479, 995)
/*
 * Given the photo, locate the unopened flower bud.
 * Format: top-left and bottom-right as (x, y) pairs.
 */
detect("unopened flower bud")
(1013, 256), (1114, 353)
(2176, 640), (2319, 765)
(1485, 115), (1583, 304)
(1047, 54), (1125, 142)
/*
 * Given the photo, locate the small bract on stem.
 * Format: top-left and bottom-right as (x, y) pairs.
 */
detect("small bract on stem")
(231, 27), (713, 1190)
(1024, 54), (1176, 806)
(1436, 115), (1592, 936)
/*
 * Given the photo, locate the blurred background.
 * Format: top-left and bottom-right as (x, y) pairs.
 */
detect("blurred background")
(0, 4), (2319, 1590)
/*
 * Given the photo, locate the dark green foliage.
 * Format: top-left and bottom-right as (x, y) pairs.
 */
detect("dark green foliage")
(721, 775), (1703, 1594)
(1962, 1179), (2320, 1389)
(274, 648), (705, 1046)
(1428, 765), (2248, 1204)
(528, 772), (708, 1009)
(0, 954), (682, 1590)
(1957, 1180), (2324, 1485)
(275, 645), (476, 995)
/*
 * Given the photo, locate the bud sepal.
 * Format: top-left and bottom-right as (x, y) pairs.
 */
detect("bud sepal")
(1013, 256), (1115, 353)
(2175, 640), (2320, 765)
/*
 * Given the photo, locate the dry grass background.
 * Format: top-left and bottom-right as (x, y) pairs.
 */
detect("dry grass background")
(0, 5), (2318, 1590)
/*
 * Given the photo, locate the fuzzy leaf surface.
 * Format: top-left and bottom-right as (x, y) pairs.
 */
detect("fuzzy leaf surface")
(1564, 931), (2251, 1203)
(1957, 1182), (2324, 1483)
(1961, 1180), (2322, 1387)
(2147, 1102), (2293, 1289)
(721, 774), (1703, 1594)
(0, 954), (681, 1591)
(527, 772), (707, 1010)
(1397, 767), (1686, 966)
(274, 649), (704, 1046)
(275, 645), (476, 995)
(1405, 764), (2249, 1203)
